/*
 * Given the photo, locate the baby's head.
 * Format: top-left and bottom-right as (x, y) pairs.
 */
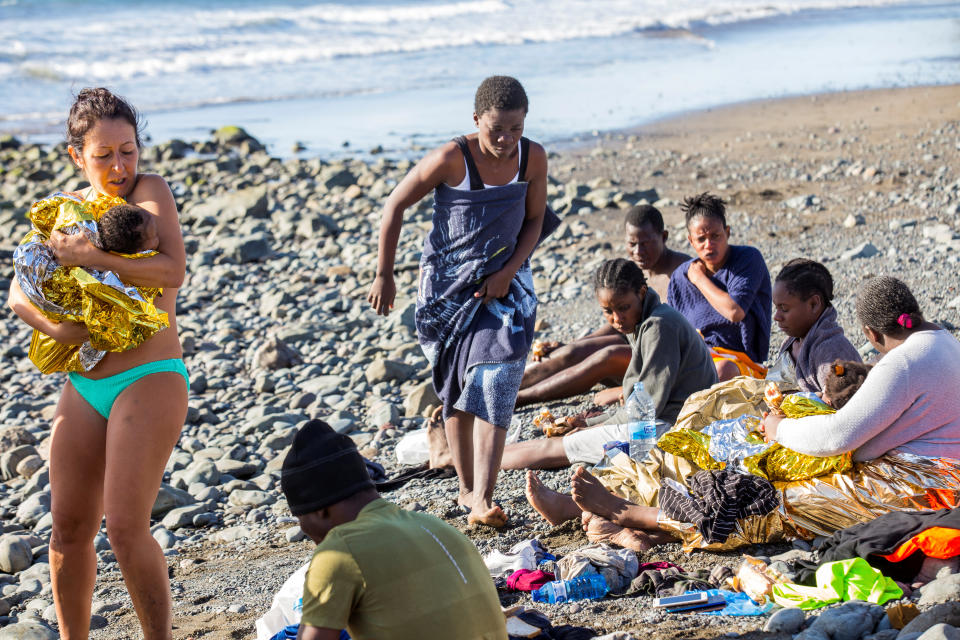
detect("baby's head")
(98, 204), (158, 254)
(822, 360), (873, 409)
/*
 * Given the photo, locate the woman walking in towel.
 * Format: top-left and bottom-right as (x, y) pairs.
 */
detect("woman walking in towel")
(368, 76), (552, 527)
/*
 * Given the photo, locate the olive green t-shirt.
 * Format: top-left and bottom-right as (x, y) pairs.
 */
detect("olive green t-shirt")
(301, 498), (507, 640)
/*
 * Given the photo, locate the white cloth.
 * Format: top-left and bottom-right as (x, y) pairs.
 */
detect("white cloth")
(482, 539), (545, 577)
(562, 420), (669, 465)
(775, 330), (960, 461)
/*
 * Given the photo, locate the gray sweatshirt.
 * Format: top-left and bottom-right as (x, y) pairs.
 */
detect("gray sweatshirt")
(603, 290), (718, 427)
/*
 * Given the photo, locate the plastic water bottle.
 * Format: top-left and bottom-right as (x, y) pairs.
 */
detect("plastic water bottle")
(625, 381), (657, 462)
(530, 574), (609, 604)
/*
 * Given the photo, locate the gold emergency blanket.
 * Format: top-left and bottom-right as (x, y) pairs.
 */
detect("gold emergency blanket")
(13, 192), (168, 373)
(591, 378), (960, 551)
(658, 392), (851, 482)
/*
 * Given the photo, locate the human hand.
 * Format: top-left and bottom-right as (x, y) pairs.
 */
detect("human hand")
(367, 274), (396, 316)
(759, 412), (784, 443)
(531, 340), (562, 361)
(475, 268), (513, 303)
(687, 259), (710, 285)
(48, 230), (99, 268)
(48, 320), (90, 345)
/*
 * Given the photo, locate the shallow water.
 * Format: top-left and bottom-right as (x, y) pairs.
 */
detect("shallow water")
(1, 0), (959, 156)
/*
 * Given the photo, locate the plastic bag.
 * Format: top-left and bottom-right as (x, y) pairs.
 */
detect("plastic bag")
(695, 589), (774, 616)
(395, 428), (430, 465)
(255, 562), (310, 640)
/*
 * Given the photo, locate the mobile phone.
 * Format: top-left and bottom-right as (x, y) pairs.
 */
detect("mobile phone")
(665, 593), (727, 613)
(653, 592), (708, 609)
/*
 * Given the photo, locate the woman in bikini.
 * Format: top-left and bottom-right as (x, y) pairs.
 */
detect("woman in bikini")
(7, 88), (187, 639)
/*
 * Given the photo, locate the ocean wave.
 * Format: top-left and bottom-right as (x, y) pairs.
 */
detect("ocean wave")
(0, 0), (923, 82)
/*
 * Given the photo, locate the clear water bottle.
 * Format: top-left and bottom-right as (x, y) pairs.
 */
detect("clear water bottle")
(530, 574), (609, 604)
(625, 381), (657, 462)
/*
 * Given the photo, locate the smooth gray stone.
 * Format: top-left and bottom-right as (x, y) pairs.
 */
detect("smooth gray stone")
(0, 622), (58, 639)
(919, 573), (960, 605)
(0, 535), (33, 573)
(227, 490), (275, 508)
(152, 483), (195, 517)
(764, 606), (806, 634)
(161, 504), (209, 531)
(917, 625), (960, 640)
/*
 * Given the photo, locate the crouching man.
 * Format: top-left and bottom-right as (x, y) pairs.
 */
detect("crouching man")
(281, 419), (507, 640)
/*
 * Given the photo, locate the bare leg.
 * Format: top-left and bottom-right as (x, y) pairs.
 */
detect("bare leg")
(467, 419), (508, 527)
(104, 372), (186, 640)
(570, 467), (660, 530)
(521, 335), (626, 389)
(500, 437), (571, 470)
(445, 411), (475, 507)
(516, 344), (632, 408)
(715, 359), (740, 382)
(50, 382), (107, 640)
(524, 471), (581, 525)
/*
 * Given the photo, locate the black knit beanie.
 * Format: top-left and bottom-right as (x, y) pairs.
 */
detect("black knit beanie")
(281, 419), (375, 516)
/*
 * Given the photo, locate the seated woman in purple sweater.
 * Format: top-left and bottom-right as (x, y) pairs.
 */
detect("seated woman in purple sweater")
(667, 193), (771, 381)
(771, 258), (862, 393)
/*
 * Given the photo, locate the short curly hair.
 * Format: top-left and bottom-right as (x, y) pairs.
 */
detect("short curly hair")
(474, 76), (528, 116)
(98, 204), (150, 254)
(855, 275), (923, 335)
(823, 359), (873, 409)
(625, 205), (664, 234)
(681, 192), (727, 228)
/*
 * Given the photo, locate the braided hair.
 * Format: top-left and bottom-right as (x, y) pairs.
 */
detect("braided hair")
(775, 259), (834, 306)
(823, 359), (873, 409)
(855, 276), (923, 335)
(681, 192), (726, 228)
(593, 258), (647, 295)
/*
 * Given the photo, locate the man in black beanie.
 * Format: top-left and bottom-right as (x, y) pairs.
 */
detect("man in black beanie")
(281, 419), (507, 640)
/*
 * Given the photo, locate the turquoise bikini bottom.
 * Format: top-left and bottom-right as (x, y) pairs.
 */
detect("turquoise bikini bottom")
(68, 358), (189, 419)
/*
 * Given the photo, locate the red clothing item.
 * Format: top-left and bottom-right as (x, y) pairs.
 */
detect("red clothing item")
(882, 527), (960, 563)
(506, 569), (555, 591)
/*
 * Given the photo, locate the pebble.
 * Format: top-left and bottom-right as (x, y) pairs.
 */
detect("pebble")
(764, 606), (806, 633)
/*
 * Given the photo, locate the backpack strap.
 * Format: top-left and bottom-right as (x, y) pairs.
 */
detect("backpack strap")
(453, 136), (485, 191)
(519, 137), (530, 182)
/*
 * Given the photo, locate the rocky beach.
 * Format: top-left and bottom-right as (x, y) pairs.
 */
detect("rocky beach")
(0, 83), (959, 640)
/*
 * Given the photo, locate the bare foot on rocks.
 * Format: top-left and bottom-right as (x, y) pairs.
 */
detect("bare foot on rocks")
(581, 511), (653, 553)
(525, 471), (580, 526)
(468, 504), (508, 528)
(570, 466), (631, 524)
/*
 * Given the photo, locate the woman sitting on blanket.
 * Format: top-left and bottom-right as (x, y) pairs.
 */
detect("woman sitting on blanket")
(525, 276), (960, 550)
(770, 258), (862, 393)
(667, 192), (772, 381)
(501, 258), (717, 470)
(367, 76), (550, 528)
(761, 275), (960, 460)
(517, 205), (690, 408)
